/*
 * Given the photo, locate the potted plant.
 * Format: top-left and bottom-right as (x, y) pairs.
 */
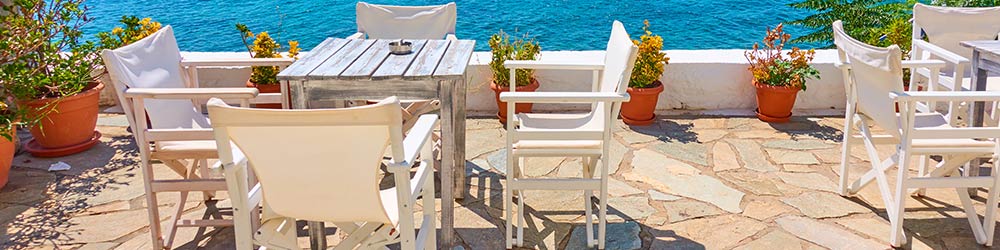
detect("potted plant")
(488, 30), (541, 124)
(0, 0), (105, 157)
(744, 24), (820, 123)
(95, 15), (163, 107)
(236, 23), (299, 109)
(621, 20), (670, 126)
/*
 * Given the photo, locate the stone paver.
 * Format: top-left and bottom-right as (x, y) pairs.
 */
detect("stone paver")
(5, 116), (998, 249)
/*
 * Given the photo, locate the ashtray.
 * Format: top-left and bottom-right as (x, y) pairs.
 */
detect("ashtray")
(389, 40), (413, 55)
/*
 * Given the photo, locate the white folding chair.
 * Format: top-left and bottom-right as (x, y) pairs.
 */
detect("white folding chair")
(499, 21), (635, 249)
(208, 97), (438, 250)
(100, 25), (291, 249)
(834, 20), (1000, 247)
(910, 3), (1000, 124)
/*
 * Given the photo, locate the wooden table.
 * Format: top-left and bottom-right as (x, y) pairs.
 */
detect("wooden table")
(277, 38), (474, 248)
(960, 40), (1000, 192)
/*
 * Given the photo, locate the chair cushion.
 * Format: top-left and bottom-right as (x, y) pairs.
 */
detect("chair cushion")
(514, 140), (602, 149)
(908, 113), (996, 149)
(154, 140), (218, 159)
(517, 113), (602, 131)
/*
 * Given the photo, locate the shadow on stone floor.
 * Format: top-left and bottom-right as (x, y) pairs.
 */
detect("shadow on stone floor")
(768, 117), (843, 141)
(631, 119), (699, 144)
(0, 130), (136, 249)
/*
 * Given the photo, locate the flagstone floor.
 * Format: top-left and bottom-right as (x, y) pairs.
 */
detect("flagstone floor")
(0, 114), (998, 249)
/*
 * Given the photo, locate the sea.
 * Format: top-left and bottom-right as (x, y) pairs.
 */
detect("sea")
(82, 0), (818, 52)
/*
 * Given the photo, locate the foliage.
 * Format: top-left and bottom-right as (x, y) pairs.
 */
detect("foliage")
(236, 23), (299, 85)
(932, 0), (1000, 6)
(786, 0), (911, 47)
(0, 0), (102, 141)
(489, 30), (541, 87)
(96, 16), (162, 49)
(745, 24), (820, 91)
(629, 20), (670, 89)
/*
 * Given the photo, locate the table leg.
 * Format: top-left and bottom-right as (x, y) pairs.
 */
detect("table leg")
(453, 77), (467, 201)
(968, 51), (989, 196)
(308, 221), (326, 249)
(439, 80), (456, 247)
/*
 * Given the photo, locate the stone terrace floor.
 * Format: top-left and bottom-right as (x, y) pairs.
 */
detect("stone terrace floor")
(1, 114), (998, 249)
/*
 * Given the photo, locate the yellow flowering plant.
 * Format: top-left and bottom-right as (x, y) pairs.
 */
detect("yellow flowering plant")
(630, 20), (670, 88)
(96, 16), (162, 49)
(236, 23), (300, 85)
(744, 24), (819, 91)
(489, 30), (541, 87)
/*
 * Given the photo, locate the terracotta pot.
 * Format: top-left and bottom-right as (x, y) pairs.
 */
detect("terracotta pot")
(621, 81), (664, 126)
(246, 81), (283, 109)
(491, 78), (540, 124)
(753, 80), (800, 123)
(24, 82), (103, 153)
(0, 133), (16, 190)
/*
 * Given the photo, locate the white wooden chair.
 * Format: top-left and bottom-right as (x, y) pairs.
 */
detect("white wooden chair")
(348, 2), (457, 131)
(100, 25), (292, 249)
(208, 97), (438, 250)
(910, 3), (1000, 124)
(499, 21), (635, 249)
(833, 20), (1000, 247)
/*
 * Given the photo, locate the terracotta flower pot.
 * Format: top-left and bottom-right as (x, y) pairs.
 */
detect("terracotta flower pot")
(754, 80), (800, 123)
(0, 132), (16, 190)
(621, 81), (664, 126)
(491, 78), (540, 124)
(23, 82), (104, 157)
(246, 81), (283, 109)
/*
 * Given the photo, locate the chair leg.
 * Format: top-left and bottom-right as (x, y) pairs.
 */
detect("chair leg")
(505, 179), (514, 249)
(983, 178), (1000, 246)
(517, 189), (525, 247)
(598, 159), (608, 249)
(140, 157), (166, 250)
(196, 159), (215, 200)
(839, 110), (855, 196)
(163, 191), (189, 248)
(422, 169), (437, 250)
(890, 149), (910, 247)
(583, 157), (595, 248)
(915, 156), (929, 197)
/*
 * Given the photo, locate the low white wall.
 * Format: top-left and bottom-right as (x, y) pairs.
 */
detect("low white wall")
(105, 50), (847, 115)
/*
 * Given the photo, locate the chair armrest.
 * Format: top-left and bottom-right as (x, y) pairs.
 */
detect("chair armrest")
(499, 92), (630, 103)
(124, 87), (259, 100)
(180, 57), (295, 67)
(389, 114), (439, 170)
(912, 40), (970, 65)
(504, 60), (604, 71)
(347, 32), (365, 39)
(891, 90), (1000, 102)
(901, 59), (947, 70)
(145, 128), (214, 141)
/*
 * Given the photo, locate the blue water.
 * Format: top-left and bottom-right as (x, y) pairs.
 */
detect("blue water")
(82, 0), (816, 52)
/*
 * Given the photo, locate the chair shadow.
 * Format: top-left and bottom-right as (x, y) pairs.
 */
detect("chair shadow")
(768, 117), (843, 141)
(630, 119), (699, 144)
(0, 131), (134, 249)
(844, 193), (1000, 248)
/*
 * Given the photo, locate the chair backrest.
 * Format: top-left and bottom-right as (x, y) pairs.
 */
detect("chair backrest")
(913, 3), (1000, 59)
(208, 97), (405, 224)
(833, 20), (905, 137)
(599, 21), (640, 118)
(100, 26), (210, 131)
(356, 2), (457, 39)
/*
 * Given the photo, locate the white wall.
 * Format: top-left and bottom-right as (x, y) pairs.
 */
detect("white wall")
(105, 50), (847, 115)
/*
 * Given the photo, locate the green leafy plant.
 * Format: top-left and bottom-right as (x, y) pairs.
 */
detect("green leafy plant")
(489, 30), (541, 87)
(0, 0), (102, 140)
(745, 24), (820, 91)
(630, 20), (670, 89)
(96, 16), (162, 50)
(786, 0), (911, 47)
(236, 23), (299, 85)
(932, 0), (1000, 6)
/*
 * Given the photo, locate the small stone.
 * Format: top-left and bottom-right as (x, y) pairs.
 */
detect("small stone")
(608, 140), (628, 175)
(648, 190), (681, 201)
(718, 172), (786, 196)
(712, 142), (741, 172)
(566, 221), (642, 250)
(607, 179), (643, 197)
(813, 148), (846, 164)
(523, 157), (564, 177)
(733, 230), (815, 250)
(777, 172), (837, 193)
(782, 164), (821, 173)
(727, 139), (778, 172)
(762, 139), (835, 150)
(487, 150), (508, 174)
(766, 148), (820, 165)
(59, 209), (150, 243)
(741, 199), (793, 220)
(466, 159), (491, 177)
(650, 142), (708, 166)
(626, 151), (744, 213)
(663, 200), (725, 223)
(776, 216), (887, 250)
(466, 128), (505, 159)
(695, 130), (728, 142)
(630, 149), (700, 176)
(646, 214), (668, 226)
(782, 192), (868, 219)
(608, 196), (655, 220)
(654, 215), (767, 250)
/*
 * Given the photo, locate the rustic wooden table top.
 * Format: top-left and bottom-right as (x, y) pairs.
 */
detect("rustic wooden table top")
(277, 38), (475, 82)
(962, 40), (1000, 56)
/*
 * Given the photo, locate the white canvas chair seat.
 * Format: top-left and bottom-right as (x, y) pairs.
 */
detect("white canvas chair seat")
(100, 25), (296, 249)
(209, 97), (438, 250)
(834, 20), (1000, 247)
(499, 21), (636, 249)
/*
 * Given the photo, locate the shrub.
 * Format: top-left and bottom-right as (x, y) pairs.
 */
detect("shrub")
(629, 20), (670, 89)
(96, 16), (162, 49)
(488, 30), (541, 87)
(745, 24), (820, 91)
(236, 23), (299, 85)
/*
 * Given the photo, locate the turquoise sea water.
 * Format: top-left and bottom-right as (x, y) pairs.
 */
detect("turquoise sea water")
(82, 0), (816, 52)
